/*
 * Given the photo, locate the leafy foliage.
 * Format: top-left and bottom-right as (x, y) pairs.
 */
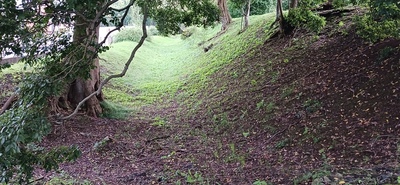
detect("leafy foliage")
(229, 0), (276, 18)
(0, 70), (81, 183)
(144, 0), (220, 35)
(110, 0), (144, 26)
(287, 8), (326, 33)
(281, 0), (327, 33)
(355, 0), (400, 42)
(331, 0), (369, 8)
(113, 26), (158, 43)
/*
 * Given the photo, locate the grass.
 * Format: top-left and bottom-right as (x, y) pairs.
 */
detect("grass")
(99, 13), (276, 108)
(0, 62), (30, 76)
(38, 172), (92, 185)
(181, 14), (275, 93)
(99, 26), (221, 107)
(100, 101), (132, 119)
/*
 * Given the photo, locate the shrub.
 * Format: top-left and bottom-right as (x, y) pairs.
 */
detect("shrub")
(355, 15), (400, 42)
(355, 0), (400, 42)
(332, 0), (351, 8)
(147, 26), (159, 36)
(287, 8), (326, 33)
(113, 27), (144, 43)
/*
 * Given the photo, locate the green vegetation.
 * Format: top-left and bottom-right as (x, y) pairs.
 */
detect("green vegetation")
(287, 8), (326, 33)
(100, 101), (132, 119)
(0, 62), (30, 76)
(151, 116), (168, 127)
(355, 0), (400, 42)
(113, 27), (147, 43)
(100, 14), (274, 108)
(175, 170), (208, 184)
(100, 28), (219, 106)
(40, 172), (92, 185)
(179, 14), (275, 102)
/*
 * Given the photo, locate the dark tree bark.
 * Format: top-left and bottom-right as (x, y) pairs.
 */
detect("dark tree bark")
(276, 0), (285, 34)
(290, 0), (298, 9)
(218, 0), (232, 30)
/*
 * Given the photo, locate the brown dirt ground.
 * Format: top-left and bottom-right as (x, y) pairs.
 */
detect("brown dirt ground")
(1, 11), (400, 185)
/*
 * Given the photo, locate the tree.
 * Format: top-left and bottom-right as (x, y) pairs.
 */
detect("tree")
(290, 0), (298, 8)
(244, 0), (251, 28)
(230, 0), (252, 30)
(228, 0), (275, 18)
(253, 0), (275, 14)
(0, 0), (219, 183)
(111, 0), (143, 26)
(218, 0), (232, 30)
(275, 0), (286, 33)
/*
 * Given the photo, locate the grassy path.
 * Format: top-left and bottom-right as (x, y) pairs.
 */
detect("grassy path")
(99, 14), (272, 108)
(100, 31), (217, 106)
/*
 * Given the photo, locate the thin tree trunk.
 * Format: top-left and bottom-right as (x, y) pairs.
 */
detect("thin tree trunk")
(244, 0), (251, 29)
(218, 0), (232, 30)
(276, 0), (285, 34)
(290, 0), (298, 9)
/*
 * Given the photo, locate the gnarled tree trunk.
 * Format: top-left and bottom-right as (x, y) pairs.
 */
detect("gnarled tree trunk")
(218, 0), (232, 30)
(66, 16), (103, 117)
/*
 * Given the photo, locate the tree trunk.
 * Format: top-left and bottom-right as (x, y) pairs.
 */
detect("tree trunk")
(67, 16), (103, 117)
(244, 0), (251, 29)
(218, 0), (232, 30)
(290, 0), (298, 9)
(276, 0), (285, 34)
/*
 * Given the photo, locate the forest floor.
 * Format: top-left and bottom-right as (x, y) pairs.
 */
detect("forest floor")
(1, 9), (400, 185)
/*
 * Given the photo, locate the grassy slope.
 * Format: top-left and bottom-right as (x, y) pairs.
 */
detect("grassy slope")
(99, 14), (273, 108)
(100, 26), (220, 107)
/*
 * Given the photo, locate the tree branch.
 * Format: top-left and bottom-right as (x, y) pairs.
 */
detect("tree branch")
(0, 93), (17, 115)
(98, 0), (135, 47)
(109, 0), (135, 12)
(61, 6), (148, 120)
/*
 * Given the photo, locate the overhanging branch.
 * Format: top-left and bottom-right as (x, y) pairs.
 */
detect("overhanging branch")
(98, 0), (134, 47)
(61, 6), (148, 120)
